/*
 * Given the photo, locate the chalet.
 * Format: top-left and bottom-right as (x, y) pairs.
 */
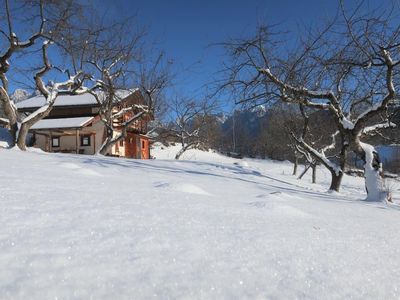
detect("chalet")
(16, 89), (151, 159)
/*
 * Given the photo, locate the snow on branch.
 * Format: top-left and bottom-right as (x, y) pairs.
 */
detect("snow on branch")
(292, 133), (341, 176)
(321, 131), (340, 154)
(258, 68), (338, 101)
(122, 111), (146, 127)
(111, 104), (149, 120)
(362, 121), (396, 135)
(0, 117), (9, 126)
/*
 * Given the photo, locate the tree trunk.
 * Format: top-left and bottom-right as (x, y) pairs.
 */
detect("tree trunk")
(292, 155), (298, 175)
(0, 88), (18, 147)
(9, 122), (18, 147)
(329, 170), (343, 192)
(16, 123), (30, 150)
(17, 109), (53, 150)
(298, 164), (311, 180)
(358, 142), (389, 202)
(98, 137), (114, 155)
(175, 147), (186, 160)
(175, 143), (193, 160)
(15, 92), (58, 150)
(312, 164), (317, 184)
(98, 126), (118, 156)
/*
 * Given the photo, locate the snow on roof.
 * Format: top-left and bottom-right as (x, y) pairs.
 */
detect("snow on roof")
(30, 116), (94, 130)
(16, 89), (138, 109)
(16, 93), (97, 109)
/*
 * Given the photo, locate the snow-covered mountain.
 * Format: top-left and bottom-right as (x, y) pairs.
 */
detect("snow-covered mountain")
(10, 88), (30, 103)
(250, 104), (267, 117)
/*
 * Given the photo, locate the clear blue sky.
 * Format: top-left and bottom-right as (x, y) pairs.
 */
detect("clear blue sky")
(95, 0), (343, 103)
(8, 0), (398, 108)
(93, 0), (399, 109)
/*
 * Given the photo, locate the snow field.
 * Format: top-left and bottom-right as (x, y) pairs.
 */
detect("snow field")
(0, 146), (399, 299)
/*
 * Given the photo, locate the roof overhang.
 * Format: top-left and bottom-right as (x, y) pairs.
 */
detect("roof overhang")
(30, 116), (95, 131)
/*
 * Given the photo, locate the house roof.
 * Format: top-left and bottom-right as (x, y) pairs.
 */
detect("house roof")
(17, 94), (98, 109)
(16, 89), (138, 110)
(30, 116), (95, 130)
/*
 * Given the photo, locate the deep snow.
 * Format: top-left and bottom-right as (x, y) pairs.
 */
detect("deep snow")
(0, 145), (400, 299)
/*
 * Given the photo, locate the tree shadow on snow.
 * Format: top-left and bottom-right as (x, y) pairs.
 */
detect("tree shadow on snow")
(52, 153), (397, 210)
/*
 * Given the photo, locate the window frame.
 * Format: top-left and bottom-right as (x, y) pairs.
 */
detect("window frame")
(51, 137), (60, 148)
(80, 135), (91, 147)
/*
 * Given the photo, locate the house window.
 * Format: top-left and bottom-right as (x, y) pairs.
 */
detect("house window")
(52, 137), (60, 147)
(81, 135), (91, 146)
(119, 140), (124, 147)
(142, 140), (145, 149)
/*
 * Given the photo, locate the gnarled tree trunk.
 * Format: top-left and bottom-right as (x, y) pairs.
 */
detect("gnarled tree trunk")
(356, 142), (390, 202)
(98, 125), (117, 155)
(175, 143), (192, 160)
(16, 100), (55, 150)
(0, 87), (18, 146)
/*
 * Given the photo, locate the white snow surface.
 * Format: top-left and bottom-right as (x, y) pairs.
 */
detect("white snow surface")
(0, 146), (400, 299)
(30, 116), (94, 130)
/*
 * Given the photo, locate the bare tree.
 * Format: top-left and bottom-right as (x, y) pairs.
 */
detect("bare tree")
(220, 2), (399, 201)
(164, 96), (216, 159)
(0, 0), (91, 150)
(56, 13), (171, 156)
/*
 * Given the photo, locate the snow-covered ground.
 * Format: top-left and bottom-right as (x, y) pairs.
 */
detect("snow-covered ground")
(0, 145), (400, 299)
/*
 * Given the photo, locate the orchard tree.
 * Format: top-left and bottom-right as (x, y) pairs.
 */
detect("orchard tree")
(220, 1), (398, 201)
(164, 96), (216, 159)
(56, 15), (170, 155)
(0, 0), (91, 150)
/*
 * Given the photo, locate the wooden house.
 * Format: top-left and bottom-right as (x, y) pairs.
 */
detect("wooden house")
(16, 89), (151, 159)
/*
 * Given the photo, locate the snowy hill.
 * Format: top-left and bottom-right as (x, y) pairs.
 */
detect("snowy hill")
(151, 142), (234, 162)
(0, 148), (400, 299)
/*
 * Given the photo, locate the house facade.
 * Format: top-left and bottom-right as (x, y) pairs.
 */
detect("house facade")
(16, 89), (151, 159)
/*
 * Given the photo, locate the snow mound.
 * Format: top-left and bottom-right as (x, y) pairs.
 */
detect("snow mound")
(153, 181), (212, 196)
(174, 183), (212, 195)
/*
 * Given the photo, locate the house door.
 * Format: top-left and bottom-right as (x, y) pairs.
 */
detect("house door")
(140, 138), (149, 159)
(125, 133), (137, 158)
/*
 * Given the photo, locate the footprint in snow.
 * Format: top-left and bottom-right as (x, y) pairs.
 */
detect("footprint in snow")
(233, 161), (249, 168)
(256, 191), (282, 198)
(153, 182), (170, 188)
(248, 201), (268, 208)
